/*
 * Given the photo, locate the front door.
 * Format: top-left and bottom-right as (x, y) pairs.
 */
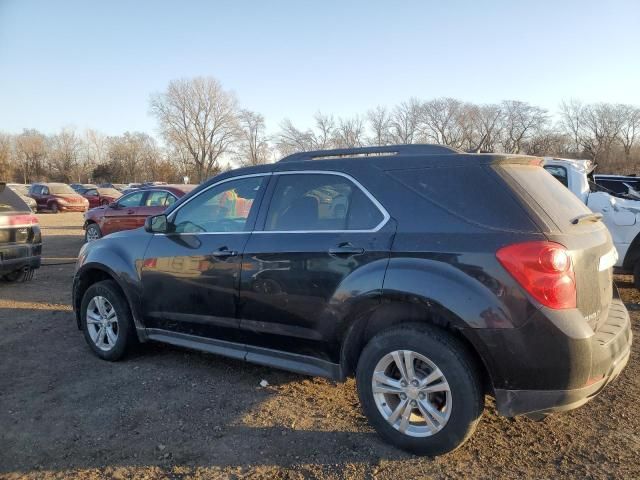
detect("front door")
(140, 175), (268, 342)
(239, 172), (394, 363)
(100, 190), (145, 235)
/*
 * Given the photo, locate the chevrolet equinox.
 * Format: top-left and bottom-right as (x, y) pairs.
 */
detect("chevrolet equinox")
(72, 145), (632, 455)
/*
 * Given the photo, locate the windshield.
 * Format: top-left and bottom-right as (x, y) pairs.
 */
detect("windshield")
(97, 188), (121, 197)
(49, 184), (77, 195)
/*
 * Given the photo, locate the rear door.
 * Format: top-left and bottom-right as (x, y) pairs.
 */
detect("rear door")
(238, 171), (394, 362)
(83, 189), (100, 208)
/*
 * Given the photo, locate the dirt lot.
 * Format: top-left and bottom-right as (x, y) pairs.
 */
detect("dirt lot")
(0, 213), (639, 479)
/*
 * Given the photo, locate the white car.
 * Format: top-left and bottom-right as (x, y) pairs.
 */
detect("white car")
(543, 158), (640, 285)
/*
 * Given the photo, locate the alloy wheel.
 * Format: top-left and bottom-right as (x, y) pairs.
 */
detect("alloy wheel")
(86, 296), (119, 351)
(86, 225), (101, 242)
(372, 349), (452, 437)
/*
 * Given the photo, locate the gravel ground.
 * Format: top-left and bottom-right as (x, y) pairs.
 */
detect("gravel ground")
(0, 213), (639, 480)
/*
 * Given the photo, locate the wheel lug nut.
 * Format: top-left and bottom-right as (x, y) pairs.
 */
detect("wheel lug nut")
(411, 400), (417, 406)
(400, 393), (407, 400)
(400, 381), (407, 387)
(411, 380), (419, 387)
(419, 393), (425, 400)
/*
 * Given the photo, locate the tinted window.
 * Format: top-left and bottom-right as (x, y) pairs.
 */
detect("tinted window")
(145, 191), (174, 207)
(388, 165), (538, 231)
(85, 189), (98, 196)
(501, 164), (592, 232)
(543, 165), (568, 187)
(118, 192), (144, 208)
(265, 173), (383, 231)
(172, 176), (265, 233)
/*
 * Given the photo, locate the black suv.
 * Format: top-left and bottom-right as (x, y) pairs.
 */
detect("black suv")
(72, 145), (632, 455)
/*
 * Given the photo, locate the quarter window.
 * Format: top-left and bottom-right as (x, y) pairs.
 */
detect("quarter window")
(172, 176), (265, 233)
(543, 165), (568, 187)
(264, 173), (384, 231)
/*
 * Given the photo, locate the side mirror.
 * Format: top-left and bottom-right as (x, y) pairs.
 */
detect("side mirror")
(108, 202), (119, 209)
(145, 214), (170, 233)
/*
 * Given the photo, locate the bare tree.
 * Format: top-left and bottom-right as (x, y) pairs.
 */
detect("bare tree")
(49, 128), (83, 182)
(500, 101), (549, 154)
(388, 98), (422, 144)
(367, 106), (391, 146)
(332, 116), (366, 148)
(466, 103), (503, 152)
(15, 129), (47, 183)
(150, 77), (240, 182)
(236, 110), (272, 166)
(421, 97), (467, 147)
(0, 134), (14, 181)
(617, 104), (640, 162)
(107, 132), (158, 183)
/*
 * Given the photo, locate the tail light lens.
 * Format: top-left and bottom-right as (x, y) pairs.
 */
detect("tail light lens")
(496, 241), (576, 309)
(0, 214), (38, 227)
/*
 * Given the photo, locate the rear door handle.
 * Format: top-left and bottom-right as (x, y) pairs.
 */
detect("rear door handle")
(210, 247), (238, 258)
(329, 242), (364, 256)
(127, 209), (135, 214)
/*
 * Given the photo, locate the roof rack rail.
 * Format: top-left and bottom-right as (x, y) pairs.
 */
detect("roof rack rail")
(278, 144), (460, 163)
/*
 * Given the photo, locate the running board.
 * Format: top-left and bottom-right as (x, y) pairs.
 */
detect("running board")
(145, 329), (344, 380)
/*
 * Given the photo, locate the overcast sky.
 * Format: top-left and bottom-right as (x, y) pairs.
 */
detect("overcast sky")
(1, 0), (639, 137)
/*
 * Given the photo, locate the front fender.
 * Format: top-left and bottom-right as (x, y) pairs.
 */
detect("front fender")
(73, 231), (152, 333)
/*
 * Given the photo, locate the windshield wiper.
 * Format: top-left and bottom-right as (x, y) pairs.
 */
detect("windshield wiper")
(571, 212), (603, 225)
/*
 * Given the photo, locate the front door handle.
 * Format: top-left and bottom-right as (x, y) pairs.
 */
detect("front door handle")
(210, 247), (238, 258)
(127, 209), (135, 214)
(329, 242), (364, 256)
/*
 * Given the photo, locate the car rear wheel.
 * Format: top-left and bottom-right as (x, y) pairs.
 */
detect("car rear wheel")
(81, 280), (136, 361)
(356, 324), (484, 455)
(85, 223), (102, 242)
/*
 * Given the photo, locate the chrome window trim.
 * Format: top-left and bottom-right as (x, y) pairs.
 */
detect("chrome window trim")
(255, 170), (390, 234)
(162, 170), (389, 235)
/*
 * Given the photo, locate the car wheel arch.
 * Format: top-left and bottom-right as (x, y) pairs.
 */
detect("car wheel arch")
(74, 264), (146, 341)
(339, 299), (494, 395)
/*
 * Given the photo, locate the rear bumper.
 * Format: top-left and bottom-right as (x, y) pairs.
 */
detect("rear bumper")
(494, 297), (632, 417)
(0, 245), (42, 276)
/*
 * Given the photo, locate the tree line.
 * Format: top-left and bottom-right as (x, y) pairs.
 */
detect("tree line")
(1, 76), (639, 184)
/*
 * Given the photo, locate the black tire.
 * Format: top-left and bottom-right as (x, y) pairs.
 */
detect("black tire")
(84, 223), (102, 243)
(3, 268), (30, 282)
(50, 202), (58, 214)
(80, 280), (136, 361)
(356, 324), (484, 456)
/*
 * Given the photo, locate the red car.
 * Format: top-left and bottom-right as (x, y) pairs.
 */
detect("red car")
(77, 187), (122, 208)
(28, 183), (89, 213)
(83, 185), (196, 242)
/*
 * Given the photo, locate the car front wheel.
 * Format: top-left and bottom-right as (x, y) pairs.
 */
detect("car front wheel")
(85, 223), (102, 242)
(356, 324), (484, 455)
(81, 280), (136, 361)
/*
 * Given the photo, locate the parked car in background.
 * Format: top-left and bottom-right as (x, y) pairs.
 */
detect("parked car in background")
(83, 184), (195, 242)
(29, 182), (89, 213)
(594, 174), (640, 198)
(544, 158), (640, 287)
(0, 183), (41, 281)
(72, 145), (631, 455)
(6, 184), (37, 211)
(71, 183), (98, 192)
(77, 187), (122, 208)
(98, 183), (127, 192)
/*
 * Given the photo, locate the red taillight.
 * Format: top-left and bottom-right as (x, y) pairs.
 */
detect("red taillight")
(496, 241), (576, 309)
(0, 214), (38, 227)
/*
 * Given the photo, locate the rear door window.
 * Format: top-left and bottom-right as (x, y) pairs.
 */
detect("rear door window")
(118, 192), (144, 208)
(264, 173), (384, 231)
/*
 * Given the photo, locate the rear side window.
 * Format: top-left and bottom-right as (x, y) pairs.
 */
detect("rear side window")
(500, 164), (592, 232)
(387, 165), (537, 231)
(544, 165), (568, 187)
(265, 173), (384, 231)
